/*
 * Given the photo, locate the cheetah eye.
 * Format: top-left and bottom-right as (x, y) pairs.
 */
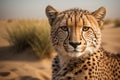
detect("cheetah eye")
(60, 26), (68, 31)
(82, 26), (90, 31)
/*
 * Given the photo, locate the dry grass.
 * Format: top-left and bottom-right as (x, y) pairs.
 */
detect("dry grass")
(104, 19), (120, 27)
(104, 19), (112, 25)
(114, 19), (120, 27)
(2, 19), (53, 59)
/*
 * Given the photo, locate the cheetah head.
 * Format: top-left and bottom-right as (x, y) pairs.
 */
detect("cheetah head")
(46, 5), (106, 57)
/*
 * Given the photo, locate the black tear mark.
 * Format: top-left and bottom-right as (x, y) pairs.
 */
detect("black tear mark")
(0, 72), (10, 77)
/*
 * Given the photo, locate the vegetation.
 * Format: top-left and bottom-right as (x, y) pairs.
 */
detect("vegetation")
(104, 19), (112, 25)
(114, 19), (120, 27)
(4, 19), (53, 59)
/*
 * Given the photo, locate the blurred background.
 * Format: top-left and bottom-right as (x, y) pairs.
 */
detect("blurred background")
(0, 0), (120, 80)
(0, 0), (120, 19)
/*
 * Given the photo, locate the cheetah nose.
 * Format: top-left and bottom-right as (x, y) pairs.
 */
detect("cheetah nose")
(69, 42), (81, 49)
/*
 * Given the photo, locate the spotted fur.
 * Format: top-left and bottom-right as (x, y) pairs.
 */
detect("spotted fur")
(46, 5), (120, 80)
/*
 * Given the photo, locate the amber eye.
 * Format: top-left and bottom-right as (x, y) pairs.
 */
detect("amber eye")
(60, 26), (68, 31)
(82, 26), (90, 31)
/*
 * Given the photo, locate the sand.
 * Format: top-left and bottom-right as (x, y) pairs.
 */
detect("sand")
(102, 24), (120, 53)
(0, 21), (120, 80)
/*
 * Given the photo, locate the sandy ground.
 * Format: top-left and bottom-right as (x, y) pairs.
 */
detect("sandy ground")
(0, 47), (54, 80)
(0, 48), (54, 80)
(0, 21), (120, 80)
(0, 20), (54, 80)
(102, 24), (120, 53)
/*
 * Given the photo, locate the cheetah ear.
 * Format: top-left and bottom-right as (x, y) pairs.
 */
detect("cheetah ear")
(46, 5), (59, 25)
(92, 7), (106, 21)
(92, 7), (106, 29)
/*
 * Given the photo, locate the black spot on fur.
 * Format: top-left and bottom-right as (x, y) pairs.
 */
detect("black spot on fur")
(74, 72), (78, 75)
(87, 61), (90, 64)
(96, 56), (98, 58)
(52, 64), (55, 67)
(89, 72), (91, 75)
(92, 66), (94, 69)
(88, 58), (90, 60)
(78, 70), (82, 73)
(84, 76), (87, 79)
(55, 60), (58, 64)
(66, 76), (72, 80)
(84, 67), (88, 70)
(93, 58), (95, 61)
(93, 63), (95, 65)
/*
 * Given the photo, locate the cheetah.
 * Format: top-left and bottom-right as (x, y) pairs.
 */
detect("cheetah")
(45, 5), (120, 80)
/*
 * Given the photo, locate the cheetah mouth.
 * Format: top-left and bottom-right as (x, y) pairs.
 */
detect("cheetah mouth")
(69, 49), (81, 53)
(73, 49), (80, 52)
(65, 49), (80, 54)
(68, 50), (84, 57)
(64, 46), (86, 53)
(64, 47), (87, 57)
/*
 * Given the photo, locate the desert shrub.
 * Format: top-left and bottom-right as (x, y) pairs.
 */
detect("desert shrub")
(114, 19), (120, 27)
(5, 19), (53, 59)
(104, 19), (111, 25)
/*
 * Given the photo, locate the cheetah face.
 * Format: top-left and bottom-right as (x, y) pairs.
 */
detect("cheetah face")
(46, 5), (106, 57)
